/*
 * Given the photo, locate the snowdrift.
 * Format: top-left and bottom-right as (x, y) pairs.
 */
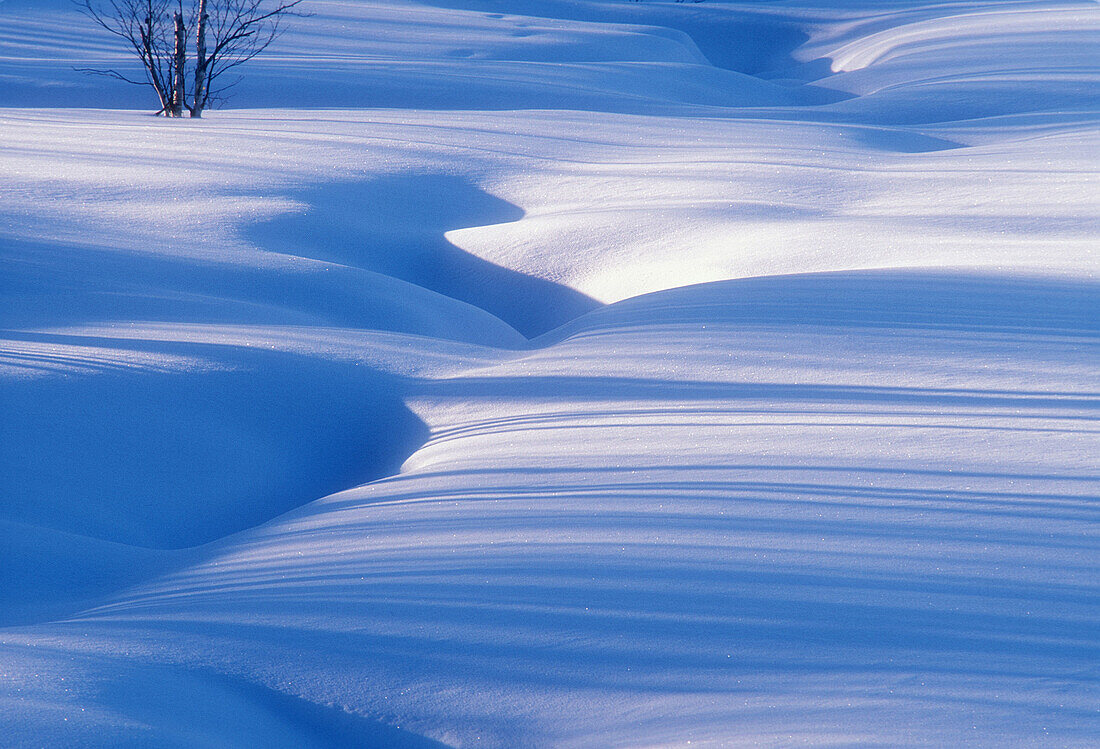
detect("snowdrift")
(0, 0), (1097, 746)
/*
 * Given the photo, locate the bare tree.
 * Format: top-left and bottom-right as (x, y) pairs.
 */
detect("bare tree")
(76, 1), (177, 114)
(189, 0), (304, 117)
(76, 0), (304, 117)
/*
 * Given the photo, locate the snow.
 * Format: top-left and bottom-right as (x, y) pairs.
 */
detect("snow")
(1, 0), (1097, 746)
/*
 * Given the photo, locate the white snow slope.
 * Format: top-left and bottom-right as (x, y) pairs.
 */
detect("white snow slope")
(1, 0), (1098, 746)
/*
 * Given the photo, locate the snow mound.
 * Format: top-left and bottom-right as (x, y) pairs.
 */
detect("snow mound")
(6, 270), (1096, 746)
(0, 0), (1097, 746)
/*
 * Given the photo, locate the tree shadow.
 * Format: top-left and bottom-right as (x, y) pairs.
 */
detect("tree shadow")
(245, 174), (600, 338)
(78, 455), (1099, 723)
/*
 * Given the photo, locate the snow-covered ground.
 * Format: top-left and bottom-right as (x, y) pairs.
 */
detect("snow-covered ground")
(1, 0), (1097, 745)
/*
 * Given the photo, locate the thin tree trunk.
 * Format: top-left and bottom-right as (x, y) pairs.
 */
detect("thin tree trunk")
(171, 11), (186, 117)
(191, 0), (208, 117)
(140, 12), (172, 115)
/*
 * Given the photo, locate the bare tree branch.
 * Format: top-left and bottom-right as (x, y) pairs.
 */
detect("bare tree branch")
(74, 0), (306, 117)
(74, 67), (150, 86)
(192, 0), (305, 115)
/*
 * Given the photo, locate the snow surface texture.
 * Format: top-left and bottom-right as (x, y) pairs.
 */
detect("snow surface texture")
(1, 0), (1098, 746)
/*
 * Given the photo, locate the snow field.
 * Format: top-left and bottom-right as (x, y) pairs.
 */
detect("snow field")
(0, 0), (1098, 745)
